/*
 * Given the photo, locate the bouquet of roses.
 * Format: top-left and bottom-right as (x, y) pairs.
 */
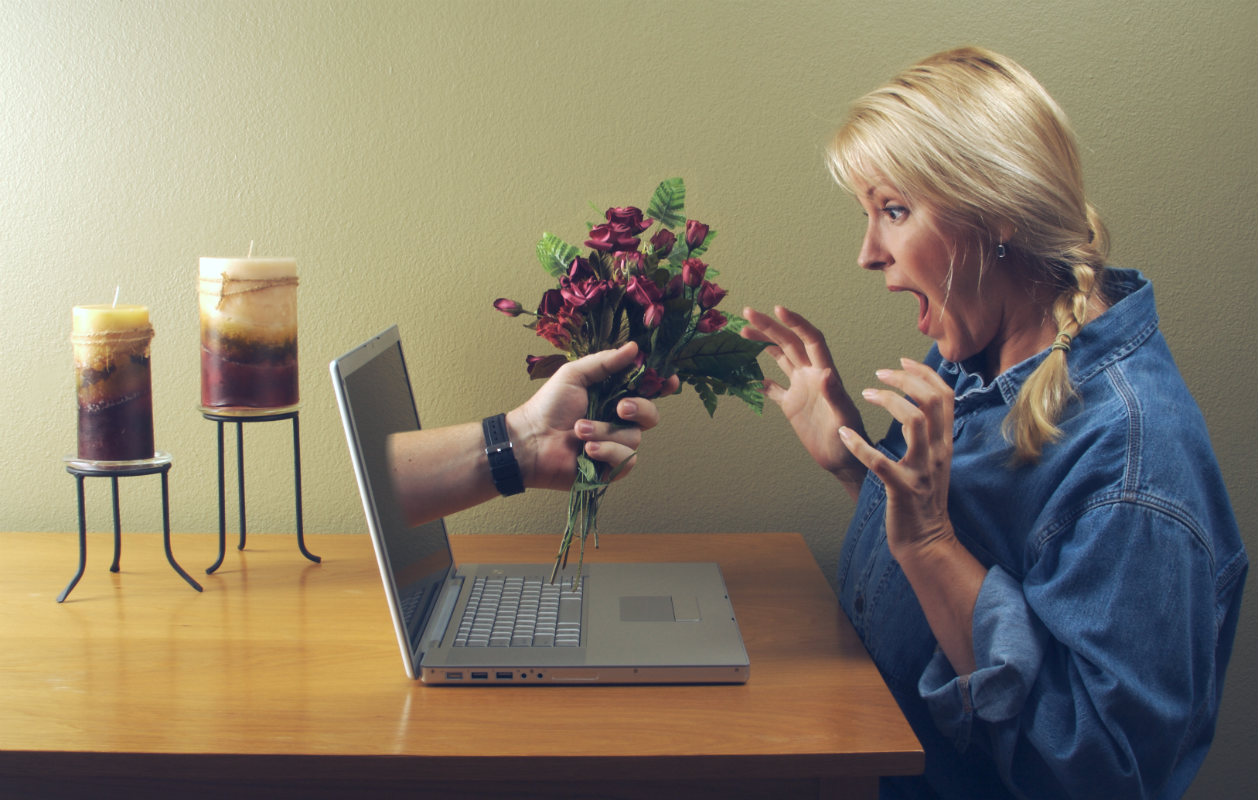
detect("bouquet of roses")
(494, 178), (766, 580)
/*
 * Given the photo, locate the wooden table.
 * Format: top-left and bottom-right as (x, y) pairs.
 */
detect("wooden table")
(0, 531), (922, 799)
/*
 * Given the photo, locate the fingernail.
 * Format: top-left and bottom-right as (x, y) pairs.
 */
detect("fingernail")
(861, 388), (878, 400)
(875, 369), (892, 381)
(618, 399), (638, 419)
(576, 420), (594, 436)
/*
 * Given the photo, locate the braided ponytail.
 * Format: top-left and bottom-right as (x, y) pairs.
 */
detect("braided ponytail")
(1004, 204), (1108, 463)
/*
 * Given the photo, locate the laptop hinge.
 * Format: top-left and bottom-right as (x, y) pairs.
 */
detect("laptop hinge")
(420, 574), (462, 656)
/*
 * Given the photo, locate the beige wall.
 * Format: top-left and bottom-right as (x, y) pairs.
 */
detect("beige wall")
(3, 0), (1254, 795)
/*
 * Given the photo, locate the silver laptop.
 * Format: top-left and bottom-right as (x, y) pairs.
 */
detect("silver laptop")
(330, 326), (750, 685)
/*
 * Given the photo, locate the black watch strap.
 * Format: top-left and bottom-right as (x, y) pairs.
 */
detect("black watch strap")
(482, 413), (524, 496)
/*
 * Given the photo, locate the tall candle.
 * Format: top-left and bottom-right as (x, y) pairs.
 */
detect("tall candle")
(199, 257), (299, 410)
(71, 304), (155, 462)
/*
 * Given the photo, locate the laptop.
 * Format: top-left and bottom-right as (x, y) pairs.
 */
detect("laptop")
(330, 325), (750, 685)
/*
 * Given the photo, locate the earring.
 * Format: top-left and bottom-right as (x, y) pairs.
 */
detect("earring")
(996, 243), (1007, 259)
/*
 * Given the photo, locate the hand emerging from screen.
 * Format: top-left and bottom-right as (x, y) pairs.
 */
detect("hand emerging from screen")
(508, 342), (679, 492)
(388, 342), (677, 527)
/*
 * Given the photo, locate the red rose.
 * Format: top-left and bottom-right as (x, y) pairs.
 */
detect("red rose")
(650, 228), (676, 257)
(698, 280), (727, 310)
(537, 288), (564, 316)
(681, 257), (708, 288)
(685, 219), (709, 251)
(604, 206), (653, 234)
(585, 222), (643, 253)
(696, 308), (727, 333)
(626, 274), (665, 329)
(633, 367), (666, 399)
(561, 276), (610, 308)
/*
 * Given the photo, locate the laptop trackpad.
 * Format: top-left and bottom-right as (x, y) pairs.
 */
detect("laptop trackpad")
(620, 595), (701, 622)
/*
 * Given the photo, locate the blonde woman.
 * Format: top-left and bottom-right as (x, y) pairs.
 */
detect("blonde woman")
(743, 47), (1246, 799)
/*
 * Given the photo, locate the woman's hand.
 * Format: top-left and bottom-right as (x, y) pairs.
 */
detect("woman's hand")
(840, 358), (983, 675)
(840, 358), (954, 554)
(508, 342), (677, 492)
(741, 305), (869, 496)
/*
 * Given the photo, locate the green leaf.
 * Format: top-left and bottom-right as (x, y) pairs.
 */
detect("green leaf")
(673, 330), (767, 385)
(576, 453), (600, 484)
(646, 178), (686, 229)
(537, 233), (580, 279)
(720, 312), (751, 335)
(693, 379), (719, 417)
(727, 380), (766, 415)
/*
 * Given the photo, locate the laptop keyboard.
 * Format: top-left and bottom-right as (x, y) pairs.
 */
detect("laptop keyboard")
(453, 575), (583, 647)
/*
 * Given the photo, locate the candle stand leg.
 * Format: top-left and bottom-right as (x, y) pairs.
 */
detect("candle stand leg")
(57, 475), (89, 603)
(109, 476), (122, 572)
(207, 421), (227, 575)
(236, 420), (247, 551)
(161, 470), (202, 592)
(292, 415), (320, 564)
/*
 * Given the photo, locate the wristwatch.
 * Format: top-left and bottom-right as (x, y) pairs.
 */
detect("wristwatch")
(482, 413), (524, 496)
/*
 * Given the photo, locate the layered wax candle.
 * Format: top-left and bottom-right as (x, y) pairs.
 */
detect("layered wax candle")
(199, 257), (299, 409)
(72, 304), (155, 462)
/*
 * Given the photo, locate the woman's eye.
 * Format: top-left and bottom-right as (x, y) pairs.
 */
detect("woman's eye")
(883, 205), (908, 221)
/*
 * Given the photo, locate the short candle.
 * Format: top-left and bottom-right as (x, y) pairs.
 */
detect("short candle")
(71, 304), (156, 462)
(199, 257), (299, 410)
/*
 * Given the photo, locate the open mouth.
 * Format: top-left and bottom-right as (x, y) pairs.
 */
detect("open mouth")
(891, 287), (930, 335)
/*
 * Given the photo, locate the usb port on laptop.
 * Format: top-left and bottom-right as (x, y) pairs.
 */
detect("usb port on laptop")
(496, 672), (514, 680)
(470, 672), (489, 680)
(445, 671), (463, 680)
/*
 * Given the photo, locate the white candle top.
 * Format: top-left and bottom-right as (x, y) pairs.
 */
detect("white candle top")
(199, 257), (297, 281)
(72, 304), (151, 335)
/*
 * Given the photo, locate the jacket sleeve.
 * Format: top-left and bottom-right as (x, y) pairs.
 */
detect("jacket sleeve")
(917, 499), (1231, 799)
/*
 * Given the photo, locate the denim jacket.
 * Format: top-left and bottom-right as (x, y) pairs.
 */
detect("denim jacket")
(837, 269), (1247, 799)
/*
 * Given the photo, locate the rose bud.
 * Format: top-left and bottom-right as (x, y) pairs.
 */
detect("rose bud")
(685, 219), (710, 251)
(698, 280), (727, 310)
(494, 298), (524, 316)
(567, 256), (595, 281)
(650, 228), (676, 257)
(537, 288), (565, 316)
(633, 367), (666, 399)
(681, 257), (708, 288)
(696, 308), (727, 333)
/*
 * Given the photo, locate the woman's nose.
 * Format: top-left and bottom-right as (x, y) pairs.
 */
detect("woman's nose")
(858, 225), (887, 271)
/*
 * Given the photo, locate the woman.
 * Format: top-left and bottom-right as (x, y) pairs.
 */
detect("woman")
(743, 47), (1246, 799)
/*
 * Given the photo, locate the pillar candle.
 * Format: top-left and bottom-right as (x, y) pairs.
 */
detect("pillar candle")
(199, 257), (299, 410)
(72, 304), (155, 462)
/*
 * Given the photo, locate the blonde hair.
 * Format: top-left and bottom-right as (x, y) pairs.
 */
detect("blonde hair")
(826, 46), (1109, 464)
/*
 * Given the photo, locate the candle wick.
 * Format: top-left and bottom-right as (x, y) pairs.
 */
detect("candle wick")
(248, 240), (255, 258)
(112, 286), (120, 308)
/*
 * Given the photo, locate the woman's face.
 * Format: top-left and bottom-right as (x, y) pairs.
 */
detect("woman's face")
(853, 179), (1040, 371)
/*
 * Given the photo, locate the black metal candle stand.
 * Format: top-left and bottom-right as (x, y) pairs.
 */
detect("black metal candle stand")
(59, 453), (203, 602)
(200, 407), (320, 574)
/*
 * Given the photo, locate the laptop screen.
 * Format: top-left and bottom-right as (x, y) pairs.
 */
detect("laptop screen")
(334, 328), (452, 657)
